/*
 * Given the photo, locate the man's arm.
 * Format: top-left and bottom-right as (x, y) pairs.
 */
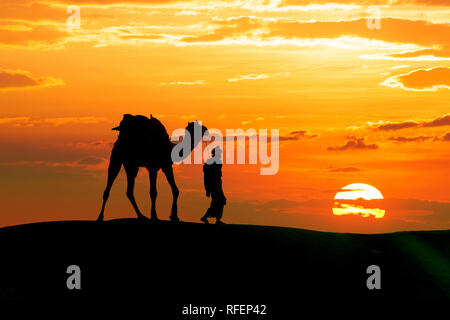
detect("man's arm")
(204, 176), (211, 197)
(203, 166), (211, 197)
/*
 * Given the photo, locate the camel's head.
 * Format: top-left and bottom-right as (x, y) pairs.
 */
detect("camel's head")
(185, 120), (208, 149)
(112, 114), (133, 132)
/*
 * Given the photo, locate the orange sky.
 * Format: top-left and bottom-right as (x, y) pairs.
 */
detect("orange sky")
(0, 0), (449, 233)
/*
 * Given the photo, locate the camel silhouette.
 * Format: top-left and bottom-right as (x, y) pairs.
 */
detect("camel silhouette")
(97, 114), (207, 222)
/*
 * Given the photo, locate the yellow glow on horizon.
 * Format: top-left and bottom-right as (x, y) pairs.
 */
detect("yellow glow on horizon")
(332, 204), (385, 219)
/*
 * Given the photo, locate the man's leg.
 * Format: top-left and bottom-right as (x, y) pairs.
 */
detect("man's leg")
(201, 206), (211, 224)
(201, 196), (215, 223)
(213, 191), (226, 224)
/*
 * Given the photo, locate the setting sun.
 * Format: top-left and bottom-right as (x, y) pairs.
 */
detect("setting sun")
(335, 183), (384, 200)
(333, 183), (385, 219)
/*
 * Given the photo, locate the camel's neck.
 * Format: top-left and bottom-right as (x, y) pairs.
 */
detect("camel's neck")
(170, 129), (203, 161)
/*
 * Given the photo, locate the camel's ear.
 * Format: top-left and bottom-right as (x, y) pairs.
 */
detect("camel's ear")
(150, 114), (153, 119)
(112, 126), (120, 131)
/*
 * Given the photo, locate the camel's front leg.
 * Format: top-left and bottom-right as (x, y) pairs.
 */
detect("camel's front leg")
(148, 167), (159, 221)
(162, 166), (180, 222)
(97, 151), (122, 221)
(124, 164), (148, 221)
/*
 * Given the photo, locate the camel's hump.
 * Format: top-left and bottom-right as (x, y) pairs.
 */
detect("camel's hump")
(116, 114), (169, 139)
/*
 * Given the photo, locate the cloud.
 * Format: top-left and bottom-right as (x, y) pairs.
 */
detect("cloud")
(388, 133), (450, 143)
(0, 69), (64, 91)
(372, 120), (419, 131)
(262, 18), (449, 54)
(93, 25), (173, 47)
(434, 132), (450, 142)
(228, 74), (269, 82)
(175, 10), (199, 16)
(43, 0), (450, 7)
(388, 135), (434, 143)
(280, 0), (450, 5)
(391, 65), (411, 70)
(228, 72), (290, 82)
(200, 129), (319, 143)
(46, 0), (187, 3)
(364, 46), (450, 61)
(381, 66), (450, 91)
(2, 5), (447, 56)
(328, 136), (378, 151)
(349, 115), (450, 144)
(422, 113), (450, 127)
(0, 1), (66, 22)
(160, 80), (207, 86)
(368, 114), (450, 131)
(227, 130), (319, 141)
(0, 20), (69, 49)
(0, 116), (107, 126)
(178, 17), (449, 59)
(442, 132), (450, 141)
(279, 130), (319, 141)
(0, 116), (30, 124)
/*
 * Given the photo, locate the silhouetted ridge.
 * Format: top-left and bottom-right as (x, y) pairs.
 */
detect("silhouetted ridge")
(0, 219), (448, 306)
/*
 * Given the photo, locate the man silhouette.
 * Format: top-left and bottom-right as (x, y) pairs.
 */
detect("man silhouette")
(201, 147), (226, 224)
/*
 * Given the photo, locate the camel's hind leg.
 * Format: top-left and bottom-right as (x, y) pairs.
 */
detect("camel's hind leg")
(124, 164), (148, 220)
(148, 167), (159, 221)
(97, 156), (122, 221)
(162, 166), (180, 222)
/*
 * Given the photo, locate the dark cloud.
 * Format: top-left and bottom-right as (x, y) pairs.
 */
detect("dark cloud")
(0, 70), (37, 88)
(388, 135), (434, 143)
(376, 121), (419, 131)
(442, 132), (450, 141)
(279, 130), (319, 141)
(382, 67), (450, 91)
(371, 114), (450, 131)
(0, 69), (63, 90)
(422, 113), (450, 127)
(327, 137), (378, 151)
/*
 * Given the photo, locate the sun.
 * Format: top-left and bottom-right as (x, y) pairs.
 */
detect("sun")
(333, 183), (385, 218)
(335, 183), (384, 200)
